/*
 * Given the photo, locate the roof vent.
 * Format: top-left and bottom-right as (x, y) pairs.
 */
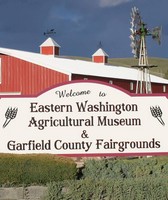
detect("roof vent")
(40, 37), (61, 56)
(92, 48), (109, 64)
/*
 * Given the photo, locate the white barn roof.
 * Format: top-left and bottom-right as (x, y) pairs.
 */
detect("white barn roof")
(0, 47), (168, 84)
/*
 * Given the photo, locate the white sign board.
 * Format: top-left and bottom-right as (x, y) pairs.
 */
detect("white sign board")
(0, 81), (168, 156)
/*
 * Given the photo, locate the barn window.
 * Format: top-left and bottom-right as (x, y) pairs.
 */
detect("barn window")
(163, 85), (166, 93)
(84, 77), (88, 80)
(109, 80), (113, 84)
(130, 82), (134, 91)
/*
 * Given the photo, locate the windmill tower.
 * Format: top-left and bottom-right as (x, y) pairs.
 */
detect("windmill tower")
(130, 7), (161, 94)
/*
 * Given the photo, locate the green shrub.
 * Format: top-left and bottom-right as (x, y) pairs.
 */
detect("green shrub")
(82, 157), (168, 179)
(44, 156), (168, 199)
(45, 181), (64, 200)
(46, 177), (168, 200)
(0, 154), (77, 186)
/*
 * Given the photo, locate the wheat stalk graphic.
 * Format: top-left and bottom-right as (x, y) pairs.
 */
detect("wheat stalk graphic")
(3, 107), (18, 128)
(150, 106), (165, 126)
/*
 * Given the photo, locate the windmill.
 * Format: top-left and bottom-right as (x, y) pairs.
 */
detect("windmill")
(130, 7), (162, 94)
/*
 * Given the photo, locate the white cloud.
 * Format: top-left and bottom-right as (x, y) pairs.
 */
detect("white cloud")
(99, 0), (133, 7)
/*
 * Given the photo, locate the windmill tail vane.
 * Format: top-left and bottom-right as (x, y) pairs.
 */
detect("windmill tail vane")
(151, 26), (162, 45)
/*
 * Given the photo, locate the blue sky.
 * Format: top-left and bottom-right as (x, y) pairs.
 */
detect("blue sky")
(0, 0), (167, 58)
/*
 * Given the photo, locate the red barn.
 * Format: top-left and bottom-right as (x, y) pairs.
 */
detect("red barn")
(0, 37), (168, 96)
